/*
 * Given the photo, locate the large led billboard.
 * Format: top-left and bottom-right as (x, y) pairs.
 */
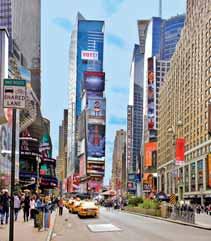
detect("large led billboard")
(87, 124), (105, 159)
(88, 97), (106, 119)
(84, 71), (105, 92)
(147, 57), (156, 139)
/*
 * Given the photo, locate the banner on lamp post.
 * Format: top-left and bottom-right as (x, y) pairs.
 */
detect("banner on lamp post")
(175, 138), (185, 165)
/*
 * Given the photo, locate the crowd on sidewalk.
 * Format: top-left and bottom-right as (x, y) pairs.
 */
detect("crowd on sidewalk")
(0, 189), (61, 231)
(194, 204), (211, 215)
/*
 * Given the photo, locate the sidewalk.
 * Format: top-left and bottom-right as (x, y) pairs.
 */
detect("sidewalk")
(0, 210), (57, 241)
(195, 213), (211, 228)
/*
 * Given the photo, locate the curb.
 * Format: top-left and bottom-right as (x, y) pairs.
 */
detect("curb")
(122, 210), (211, 231)
(46, 209), (58, 241)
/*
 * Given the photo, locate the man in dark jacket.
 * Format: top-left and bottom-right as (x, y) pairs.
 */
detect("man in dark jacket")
(0, 190), (10, 225)
(23, 195), (30, 222)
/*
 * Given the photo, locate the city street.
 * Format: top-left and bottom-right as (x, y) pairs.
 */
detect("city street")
(51, 208), (211, 241)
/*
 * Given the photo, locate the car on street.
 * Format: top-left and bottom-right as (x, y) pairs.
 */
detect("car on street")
(69, 199), (82, 213)
(78, 201), (99, 218)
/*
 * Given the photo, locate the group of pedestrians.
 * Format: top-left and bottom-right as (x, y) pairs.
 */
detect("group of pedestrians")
(195, 204), (211, 215)
(0, 189), (59, 231)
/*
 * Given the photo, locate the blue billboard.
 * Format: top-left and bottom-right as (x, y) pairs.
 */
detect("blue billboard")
(87, 124), (105, 159)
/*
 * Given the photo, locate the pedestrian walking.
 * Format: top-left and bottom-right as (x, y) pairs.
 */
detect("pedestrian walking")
(14, 194), (21, 221)
(58, 197), (64, 216)
(0, 189), (10, 225)
(23, 194), (30, 222)
(30, 196), (36, 219)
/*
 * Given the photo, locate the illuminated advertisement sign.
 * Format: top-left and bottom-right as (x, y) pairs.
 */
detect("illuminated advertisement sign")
(207, 154), (211, 188)
(143, 173), (153, 192)
(81, 50), (98, 61)
(0, 29), (8, 124)
(144, 142), (157, 167)
(84, 71), (105, 92)
(127, 105), (133, 173)
(147, 57), (156, 138)
(175, 138), (185, 165)
(79, 155), (86, 177)
(87, 124), (105, 159)
(87, 162), (105, 176)
(88, 97), (106, 119)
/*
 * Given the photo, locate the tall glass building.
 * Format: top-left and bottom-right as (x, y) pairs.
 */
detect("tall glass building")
(160, 15), (185, 61)
(67, 13), (105, 185)
(137, 14), (185, 195)
(127, 44), (144, 194)
(128, 45), (144, 173)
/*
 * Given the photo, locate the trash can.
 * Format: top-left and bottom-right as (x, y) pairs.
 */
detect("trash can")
(160, 202), (168, 218)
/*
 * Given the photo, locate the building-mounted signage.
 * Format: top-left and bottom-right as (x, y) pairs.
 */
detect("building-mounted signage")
(81, 51), (98, 61)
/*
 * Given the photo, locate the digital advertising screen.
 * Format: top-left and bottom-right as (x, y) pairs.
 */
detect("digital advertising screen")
(88, 97), (106, 119)
(84, 71), (105, 92)
(87, 124), (105, 158)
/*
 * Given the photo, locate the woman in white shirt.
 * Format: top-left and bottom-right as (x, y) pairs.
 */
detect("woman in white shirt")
(14, 194), (21, 221)
(30, 196), (36, 219)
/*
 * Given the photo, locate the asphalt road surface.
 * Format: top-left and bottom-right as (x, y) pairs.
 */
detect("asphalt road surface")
(51, 208), (211, 241)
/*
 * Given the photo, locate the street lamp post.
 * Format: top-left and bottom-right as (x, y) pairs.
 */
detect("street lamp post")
(167, 120), (183, 197)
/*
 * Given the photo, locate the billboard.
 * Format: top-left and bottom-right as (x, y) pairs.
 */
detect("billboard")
(127, 105), (133, 173)
(147, 57), (156, 138)
(143, 173), (153, 192)
(144, 142), (157, 167)
(79, 155), (86, 177)
(175, 138), (185, 165)
(84, 72), (105, 92)
(87, 124), (105, 159)
(87, 162), (105, 176)
(81, 50), (98, 61)
(0, 29), (9, 124)
(88, 97), (106, 119)
(207, 154), (211, 188)
(208, 103), (211, 136)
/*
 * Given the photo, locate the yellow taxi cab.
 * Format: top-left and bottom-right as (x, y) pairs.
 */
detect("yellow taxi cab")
(69, 199), (82, 213)
(66, 199), (75, 211)
(78, 201), (99, 218)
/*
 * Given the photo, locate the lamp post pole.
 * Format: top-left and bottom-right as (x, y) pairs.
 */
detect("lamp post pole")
(9, 109), (16, 241)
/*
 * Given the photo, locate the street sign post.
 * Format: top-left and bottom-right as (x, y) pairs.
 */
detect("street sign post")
(3, 79), (26, 241)
(3, 79), (26, 109)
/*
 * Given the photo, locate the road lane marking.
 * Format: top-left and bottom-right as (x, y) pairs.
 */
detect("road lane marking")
(87, 224), (122, 232)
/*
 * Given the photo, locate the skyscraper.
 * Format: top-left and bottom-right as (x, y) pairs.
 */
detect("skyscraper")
(127, 44), (144, 194)
(137, 14), (185, 195)
(112, 129), (126, 193)
(67, 13), (105, 192)
(158, 0), (211, 201)
(0, 0), (41, 100)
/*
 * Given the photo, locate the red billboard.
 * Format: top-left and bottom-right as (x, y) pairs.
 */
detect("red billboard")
(175, 138), (185, 165)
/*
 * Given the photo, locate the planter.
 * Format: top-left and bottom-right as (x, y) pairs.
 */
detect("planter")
(125, 206), (161, 217)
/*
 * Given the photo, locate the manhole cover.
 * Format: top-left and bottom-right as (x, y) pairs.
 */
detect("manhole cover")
(87, 224), (122, 232)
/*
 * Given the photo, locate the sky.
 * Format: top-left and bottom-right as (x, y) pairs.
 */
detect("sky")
(41, 0), (186, 184)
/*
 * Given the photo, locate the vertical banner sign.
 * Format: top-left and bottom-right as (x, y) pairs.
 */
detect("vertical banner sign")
(175, 138), (185, 165)
(207, 154), (211, 188)
(208, 103), (211, 136)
